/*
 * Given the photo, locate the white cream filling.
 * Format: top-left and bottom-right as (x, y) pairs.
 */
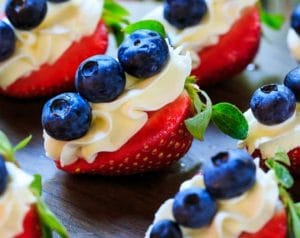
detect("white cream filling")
(145, 160), (279, 238)
(0, 162), (36, 238)
(287, 28), (300, 61)
(0, 0), (103, 88)
(44, 45), (192, 166)
(239, 104), (300, 159)
(144, 0), (257, 68)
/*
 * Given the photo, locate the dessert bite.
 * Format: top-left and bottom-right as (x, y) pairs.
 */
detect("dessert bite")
(143, 0), (261, 85)
(287, 4), (300, 61)
(146, 149), (289, 238)
(0, 131), (67, 237)
(41, 27), (248, 175)
(239, 67), (300, 175)
(0, 0), (126, 98)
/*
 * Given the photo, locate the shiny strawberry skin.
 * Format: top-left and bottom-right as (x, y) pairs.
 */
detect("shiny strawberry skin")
(1, 20), (108, 98)
(192, 7), (261, 86)
(239, 207), (287, 238)
(56, 93), (194, 175)
(15, 206), (41, 238)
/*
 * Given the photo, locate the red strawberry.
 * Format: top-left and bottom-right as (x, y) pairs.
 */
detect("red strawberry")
(15, 206), (41, 238)
(240, 207), (287, 238)
(56, 93), (194, 175)
(0, 20), (108, 98)
(192, 7), (261, 86)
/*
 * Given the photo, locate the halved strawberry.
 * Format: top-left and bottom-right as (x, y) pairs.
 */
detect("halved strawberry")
(56, 93), (194, 175)
(15, 206), (41, 238)
(240, 207), (287, 238)
(192, 7), (261, 86)
(0, 20), (108, 98)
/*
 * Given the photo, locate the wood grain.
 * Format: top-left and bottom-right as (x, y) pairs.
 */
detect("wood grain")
(0, 1), (298, 237)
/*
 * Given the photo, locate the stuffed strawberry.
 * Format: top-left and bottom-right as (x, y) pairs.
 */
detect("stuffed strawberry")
(0, 131), (68, 237)
(143, 0), (261, 86)
(145, 149), (300, 238)
(239, 67), (300, 176)
(42, 28), (248, 175)
(0, 0), (128, 98)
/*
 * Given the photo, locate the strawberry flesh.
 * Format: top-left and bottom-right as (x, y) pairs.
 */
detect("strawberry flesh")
(192, 7), (261, 86)
(56, 93), (194, 175)
(0, 20), (108, 98)
(15, 205), (41, 238)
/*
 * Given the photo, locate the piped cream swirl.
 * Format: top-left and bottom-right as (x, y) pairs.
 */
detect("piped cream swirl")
(145, 160), (279, 238)
(44, 45), (192, 166)
(239, 105), (300, 159)
(144, 0), (257, 68)
(0, 0), (103, 88)
(0, 162), (36, 238)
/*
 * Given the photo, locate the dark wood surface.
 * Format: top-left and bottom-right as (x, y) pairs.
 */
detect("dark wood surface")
(0, 1), (298, 237)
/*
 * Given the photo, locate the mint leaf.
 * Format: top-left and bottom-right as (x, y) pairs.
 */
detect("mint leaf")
(103, 0), (130, 46)
(36, 198), (69, 238)
(30, 174), (42, 197)
(260, 7), (285, 30)
(211, 103), (248, 140)
(13, 135), (32, 152)
(123, 20), (167, 38)
(266, 159), (294, 189)
(273, 148), (291, 166)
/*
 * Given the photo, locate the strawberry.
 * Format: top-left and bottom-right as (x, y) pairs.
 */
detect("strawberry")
(0, 20), (108, 98)
(56, 93), (194, 175)
(15, 206), (41, 238)
(240, 207), (287, 238)
(192, 7), (261, 86)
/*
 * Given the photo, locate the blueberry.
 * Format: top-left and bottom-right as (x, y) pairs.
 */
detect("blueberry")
(284, 67), (300, 101)
(118, 30), (169, 79)
(203, 149), (256, 199)
(5, 0), (47, 30)
(0, 156), (8, 195)
(150, 220), (182, 238)
(42, 93), (92, 141)
(291, 4), (300, 35)
(0, 21), (16, 62)
(172, 188), (216, 228)
(250, 84), (296, 125)
(75, 55), (126, 103)
(164, 0), (207, 30)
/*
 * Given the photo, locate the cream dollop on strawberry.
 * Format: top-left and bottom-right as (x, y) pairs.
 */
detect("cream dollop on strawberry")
(145, 159), (280, 238)
(0, 162), (36, 237)
(0, 0), (103, 89)
(44, 44), (192, 166)
(144, 0), (257, 68)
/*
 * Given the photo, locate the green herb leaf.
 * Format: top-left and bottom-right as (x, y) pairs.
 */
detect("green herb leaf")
(266, 159), (294, 189)
(30, 174), (42, 197)
(211, 103), (248, 140)
(13, 135), (32, 152)
(103, 0), (130, 46)
(288, 201), (300, 238)
(123, 20), (167, 38)
(273, 148), (291, 166)
(36, 198), (69, 238)
(260, 7), (285, 30)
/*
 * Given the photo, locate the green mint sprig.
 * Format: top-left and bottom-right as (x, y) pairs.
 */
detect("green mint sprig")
(123, 20), (167, 38)
(102, 0), (130, 46)
(0, 131), (31, 163)
(265, 149), (300, 238)
(184, 76), (248, 140)
(30, 175), (69, 238)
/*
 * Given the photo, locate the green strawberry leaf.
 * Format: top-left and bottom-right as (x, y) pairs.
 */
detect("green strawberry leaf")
(36, 198), (69, 238)
(13, 135), (32, 152)
(266, 159), (294, 189)
(288, 200), (300, 238)
(123, 20), (167, 38)
(30, 174), (42, 197)
(103, 0), (130, 46)
(259, 7), (285, 30)
(211, 103), (249, 140)
(272, 148), (291, 166)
